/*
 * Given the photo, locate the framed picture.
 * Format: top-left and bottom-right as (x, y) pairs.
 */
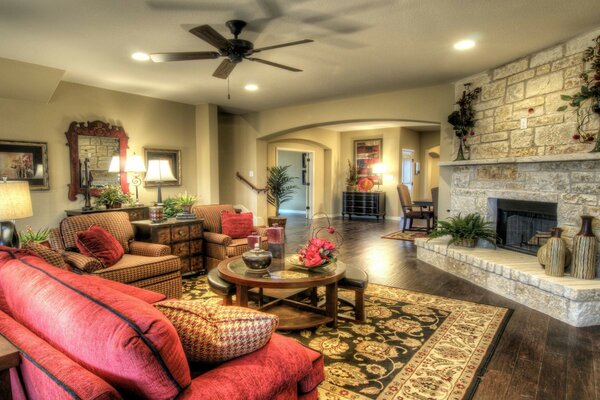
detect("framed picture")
(143, 148), (182, 187)
(354, 138), (382, 184)
(0, 140), (49, 190)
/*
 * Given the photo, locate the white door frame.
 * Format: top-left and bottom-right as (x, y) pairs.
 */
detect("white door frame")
(276, 148), (315, 219)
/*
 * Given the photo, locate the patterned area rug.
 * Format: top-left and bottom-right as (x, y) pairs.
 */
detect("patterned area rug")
(381, 231), (429, 241)
(182, 277), (510, 400)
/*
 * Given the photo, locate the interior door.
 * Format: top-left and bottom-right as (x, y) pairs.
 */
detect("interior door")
(302, 152), (313, 219)
(401, 149), (414, 195)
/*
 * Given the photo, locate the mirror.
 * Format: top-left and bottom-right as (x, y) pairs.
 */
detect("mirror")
(66, 121), (129, 201)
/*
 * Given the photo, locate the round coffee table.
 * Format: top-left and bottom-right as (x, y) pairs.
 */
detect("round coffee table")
(218, 256), (346, 330)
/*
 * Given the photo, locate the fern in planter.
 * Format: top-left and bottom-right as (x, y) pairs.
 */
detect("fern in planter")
(428, 213), (498, 248)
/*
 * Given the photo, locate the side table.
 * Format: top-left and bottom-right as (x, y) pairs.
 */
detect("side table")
(133, 218), (204, 276)
(0, 334), (19, 399)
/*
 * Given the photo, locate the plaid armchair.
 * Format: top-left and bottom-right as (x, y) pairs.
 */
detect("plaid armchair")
(191, 204), (268, 271)
(49, 211), (182, 298)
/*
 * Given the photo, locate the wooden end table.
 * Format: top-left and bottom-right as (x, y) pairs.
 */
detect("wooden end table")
(218, 256), (346, 330)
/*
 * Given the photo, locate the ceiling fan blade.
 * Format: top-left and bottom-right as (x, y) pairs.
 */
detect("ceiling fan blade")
(246, 57), (302, 72)
(252, 39), (313, 53)
(213, 59), (237, 79)
(189, 25), (230, 50)
(150, 52), (220, 62)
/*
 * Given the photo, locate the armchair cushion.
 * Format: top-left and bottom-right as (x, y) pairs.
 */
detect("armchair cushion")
(76, 225), (125, 268)
(63, 251), (104, 273)
(221, 211), (253, 239)
(59, 211), (134, 252)
(129, 241), (171, 257)
(155, 300), (278, 363)
(191, 204), (236, 233)
(93, 254), (181, 284)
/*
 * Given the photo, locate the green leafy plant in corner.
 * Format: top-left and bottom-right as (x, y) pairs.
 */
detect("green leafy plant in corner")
(266, 165), (298, 217)
(174, 192), (197, 206)
(19, 226), (50, 244)
(427, 213), (498, 247)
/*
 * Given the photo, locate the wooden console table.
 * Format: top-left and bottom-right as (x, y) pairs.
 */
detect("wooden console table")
(133, 218), (204, 276)
(342, 191), (386, 220)
(65, 206), (149, 221)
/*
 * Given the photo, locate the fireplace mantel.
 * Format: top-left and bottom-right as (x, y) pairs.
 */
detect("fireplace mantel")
(439, 152), (600, 167)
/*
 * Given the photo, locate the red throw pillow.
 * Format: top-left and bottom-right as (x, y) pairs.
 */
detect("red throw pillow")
(221, 211), (253, 239)
(75, 225), (124, 268)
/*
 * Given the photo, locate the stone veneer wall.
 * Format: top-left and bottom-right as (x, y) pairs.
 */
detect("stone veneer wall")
(457, 27), (600, 159)
(448, 27), (600, 278)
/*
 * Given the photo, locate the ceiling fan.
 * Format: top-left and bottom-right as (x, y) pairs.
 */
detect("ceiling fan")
(150, 20), (313, 79)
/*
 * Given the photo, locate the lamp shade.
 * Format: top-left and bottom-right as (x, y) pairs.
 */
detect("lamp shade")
(108, 156), (120, 173)
(372, 163), (386, 174)
(145, 159), (176, 182)
(125, 154), (146, 173)
(0, 181), (33, 220)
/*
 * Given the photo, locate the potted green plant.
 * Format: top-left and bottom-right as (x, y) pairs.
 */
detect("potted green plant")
(427, 213), (497, 248)
(175, 192), (197, 214)
(266, 165), (298, 228)
(345, 159), (358, 191)
(95, 185), (131, 209)
(162, 197), (182, 218)
(557, 34), (600, 152)
(19, 226), (51, 247)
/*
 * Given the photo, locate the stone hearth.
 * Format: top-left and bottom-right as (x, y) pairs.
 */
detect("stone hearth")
(416, 238), (600, 327)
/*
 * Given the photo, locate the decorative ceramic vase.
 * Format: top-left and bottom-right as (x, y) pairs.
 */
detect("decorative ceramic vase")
(454, 238), (476, 248)
(572, 215), (597, 279)
(539, 228), (567, 277)
(149, 206), (165, 223)
(242, 244), (272, 270)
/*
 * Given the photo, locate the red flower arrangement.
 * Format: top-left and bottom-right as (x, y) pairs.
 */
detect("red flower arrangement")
(298, 237), (337, 267)
(296, 212), (343, 267)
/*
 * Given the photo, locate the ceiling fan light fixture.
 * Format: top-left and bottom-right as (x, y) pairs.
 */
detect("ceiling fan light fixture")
(131, 52), (150, 61)
(454, 39), (475, 50)
(244, 84), (259, 91)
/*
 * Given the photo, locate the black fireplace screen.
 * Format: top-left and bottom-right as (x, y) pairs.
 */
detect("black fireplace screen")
(496, 199), (557, 255)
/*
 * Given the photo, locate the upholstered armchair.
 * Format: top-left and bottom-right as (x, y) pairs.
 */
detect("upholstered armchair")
(191, 204), (268, 271)
(49, 211), (182, 298)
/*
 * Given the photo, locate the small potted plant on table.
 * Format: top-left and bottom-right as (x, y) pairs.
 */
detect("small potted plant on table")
(95, 185), (131, 209)
(175, 192), (197, 220)
(266, 165), (298, 228)
(427, 213), (497, 248)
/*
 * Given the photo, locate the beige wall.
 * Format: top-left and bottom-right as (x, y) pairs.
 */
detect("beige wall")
(0, 81), (196, 231)
(221, 84), (455, 222)
(418, 131), (441, 199)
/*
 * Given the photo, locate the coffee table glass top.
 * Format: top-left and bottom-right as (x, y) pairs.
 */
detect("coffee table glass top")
(226, 256), (345, 281)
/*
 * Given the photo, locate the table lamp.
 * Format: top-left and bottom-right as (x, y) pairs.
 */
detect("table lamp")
(372, 163), (386, 191)
(0, 180), (33, 247)
(125, 153), (146, 205)
(145, 159), (176, 205)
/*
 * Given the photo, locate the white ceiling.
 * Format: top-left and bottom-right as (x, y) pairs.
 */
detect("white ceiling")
(1, 0), (600, 113)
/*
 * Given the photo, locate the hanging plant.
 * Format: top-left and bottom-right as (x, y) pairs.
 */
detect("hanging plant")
(448, 83), (481, 161)
(557, 34), (600, 152)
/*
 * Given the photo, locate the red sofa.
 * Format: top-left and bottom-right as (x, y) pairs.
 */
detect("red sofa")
(0, 248), (324, 399)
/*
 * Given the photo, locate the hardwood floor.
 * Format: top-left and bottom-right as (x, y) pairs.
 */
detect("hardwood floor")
(283, 213), (600, 400)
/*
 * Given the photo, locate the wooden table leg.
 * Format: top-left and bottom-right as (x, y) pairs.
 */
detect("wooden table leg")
(325, 282), (338, 327)
(236, 285), (249, 307)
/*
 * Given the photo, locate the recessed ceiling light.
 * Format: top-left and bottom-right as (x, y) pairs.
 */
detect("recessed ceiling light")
(131, 52), (150, 61)
(244, 84), (259, 91)
(454, 40), (475, 50)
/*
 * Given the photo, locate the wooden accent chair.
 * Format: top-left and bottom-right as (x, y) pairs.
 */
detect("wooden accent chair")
(397, 184), (434, 232)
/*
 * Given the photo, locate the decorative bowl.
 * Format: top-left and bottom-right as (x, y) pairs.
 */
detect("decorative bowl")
(242, 246), (272, 270)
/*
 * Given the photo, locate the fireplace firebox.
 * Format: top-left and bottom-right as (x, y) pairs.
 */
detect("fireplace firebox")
(495, 199), (557, 256)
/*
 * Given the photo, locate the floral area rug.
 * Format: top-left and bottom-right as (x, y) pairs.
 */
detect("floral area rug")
(381, 231), (429, 241)
(182, 277), (510, 400)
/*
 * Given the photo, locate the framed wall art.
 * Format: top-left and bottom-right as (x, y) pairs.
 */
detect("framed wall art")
(354, 138), (382, 184)
(143, 148), (182, 187)
(0, 140), (49, 190)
